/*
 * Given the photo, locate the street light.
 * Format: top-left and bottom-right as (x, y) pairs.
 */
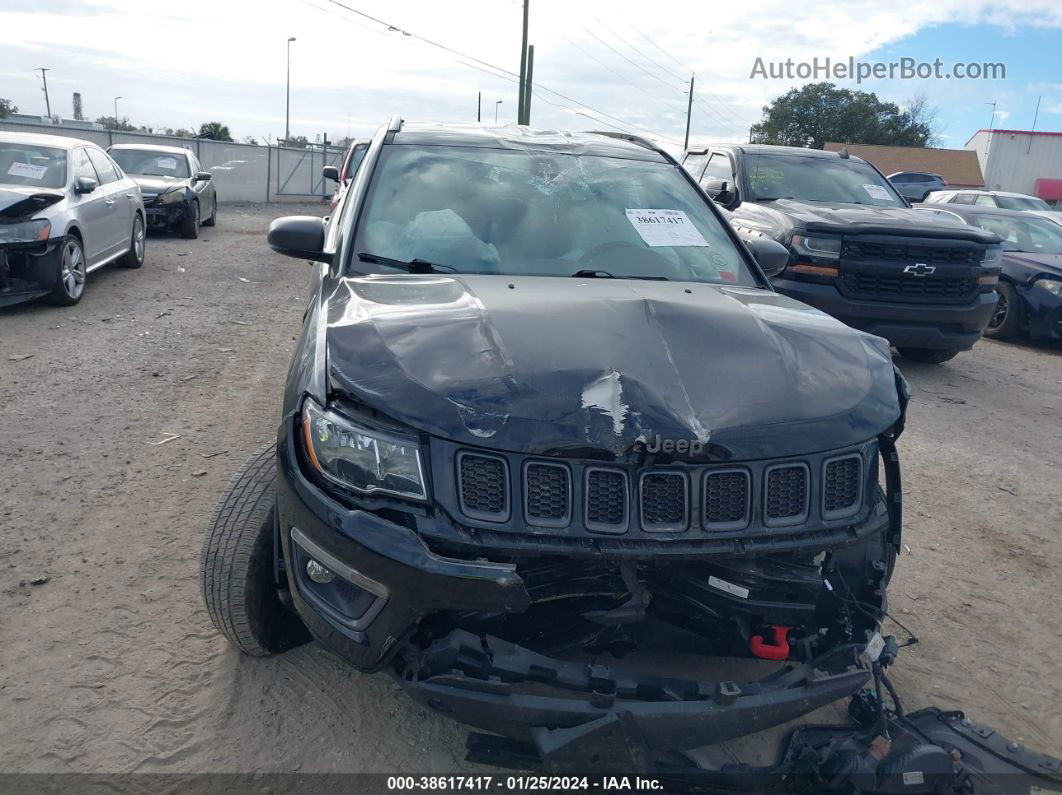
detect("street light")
(285, 37), (296, 143)
(494, 100), (503, 123)
(114, 96), (122, 125)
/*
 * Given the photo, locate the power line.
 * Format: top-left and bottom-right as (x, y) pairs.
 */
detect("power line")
(594, 18), (687, 84)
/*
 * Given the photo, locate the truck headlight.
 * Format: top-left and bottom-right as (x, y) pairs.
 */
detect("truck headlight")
(301, 399), (426, 501)
(981, 245), (1002, 265)
(1035, 278), (1062, 296)
(0, 219), (51, 245)
(790, 233), (842, 262)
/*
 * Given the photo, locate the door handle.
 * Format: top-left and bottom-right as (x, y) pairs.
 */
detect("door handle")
(105, 199), (116, 206)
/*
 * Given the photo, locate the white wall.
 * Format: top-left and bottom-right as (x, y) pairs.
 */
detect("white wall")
(0, 119), (342, 203)
(967, 129), (1062, 201)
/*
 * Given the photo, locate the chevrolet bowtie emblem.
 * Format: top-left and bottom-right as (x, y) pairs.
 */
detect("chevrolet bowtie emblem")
(904, 263), (936, 276)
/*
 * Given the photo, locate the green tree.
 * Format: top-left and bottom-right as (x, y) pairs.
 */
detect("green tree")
(750, 82), (936, 149)
(0, 98), (17, 118)
(96, 115), (137, 131)
(198, 121), (233, 142)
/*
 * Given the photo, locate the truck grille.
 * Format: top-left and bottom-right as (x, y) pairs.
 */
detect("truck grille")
(823, 455), (861, 517)
(585, 468), (628, 531)
(842, 241), (981, 264)
(524, 462), (570, 526)
(640, 473), (688, 531)
(457, 452), (509, 520)
(764, 464), (808, 526)
(703, 469), (750, 529)
(840, 272), (978, 304)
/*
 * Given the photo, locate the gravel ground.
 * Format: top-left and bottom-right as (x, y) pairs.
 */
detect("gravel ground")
(1, 203), (1060, 775)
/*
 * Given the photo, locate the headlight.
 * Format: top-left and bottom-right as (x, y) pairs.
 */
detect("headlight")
(156, 189), (185, 206)
(1035, 278), (1062, 296)
(0, 218), (51, 245)
(301, 399), (426, 500)
(981, 245), (1002, 265)
(791, 233), (842, 261)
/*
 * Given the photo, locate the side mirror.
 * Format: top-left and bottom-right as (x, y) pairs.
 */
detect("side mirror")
(744, 238), (790, 277)
(322, 166), (340, 183)
(702, 178), (740, 210)
(74, 177), (98, 195)
(267, 216), (330, 262)
(196, 171), (212, 181)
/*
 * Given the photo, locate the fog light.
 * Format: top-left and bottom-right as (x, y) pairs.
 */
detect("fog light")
(306, 558), (335, 584)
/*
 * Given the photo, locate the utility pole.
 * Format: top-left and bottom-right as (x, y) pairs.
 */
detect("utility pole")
(477, 91), (481, 122)
(113, 96), (122, 125)
(522, 45), (534, 125)
(517, 0), (529, 124)
(1027, 96), (1041, 155)
(285, 37), (296, 144)
(983, 100), (997, 188)
(36, 68), (52, 118)
(683, 74), (694, 151)
(495, 100), (503, 123)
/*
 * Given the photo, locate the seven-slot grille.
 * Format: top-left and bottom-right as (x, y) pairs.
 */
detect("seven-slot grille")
(703, 469), (750, 530)
(640, 473), (688, 531)
(453, 452), (863, 532)
(524, 462), (571, 526)
(842, 241), (982, 265)
(764, 463), (809, 526)
(823, 455), (862, 518)
(585, 468), (628, 532)
(839, 271), (978, 304)
(457, 451), (509, 520)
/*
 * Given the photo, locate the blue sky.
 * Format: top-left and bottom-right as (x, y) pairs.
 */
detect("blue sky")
(1, 0), (1060, 153)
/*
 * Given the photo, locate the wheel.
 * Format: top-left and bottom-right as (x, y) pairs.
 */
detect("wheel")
(202, 193), (217, 227)
(180, 200), (200, 239)
(983, 281), (1023, 339)
(117, 214), (145, 269)
(897, 347), (959, 364)
(41, 235), (86, 306)
(200, 442), (310, 656)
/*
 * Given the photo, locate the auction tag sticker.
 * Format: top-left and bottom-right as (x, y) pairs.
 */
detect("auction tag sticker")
(7, 162), (47, 180)
(862, 183), (894, 201)
(708, 575), (749, 599)
(156, 157), (178, 170)
(626, 208), (710, 247)
(863, 632), (885, 662)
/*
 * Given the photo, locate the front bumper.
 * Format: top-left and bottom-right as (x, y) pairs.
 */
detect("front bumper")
(1020, 282), (1062, 340)
(0, 240), (57, 307)
(143, 201), (188, 230)
(773, 277), (997, 351)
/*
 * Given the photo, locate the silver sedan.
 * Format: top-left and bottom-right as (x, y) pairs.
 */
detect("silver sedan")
(0, 131), (146, 307)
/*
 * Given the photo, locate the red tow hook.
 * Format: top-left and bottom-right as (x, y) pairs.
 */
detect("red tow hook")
(750, 625), (791, 660)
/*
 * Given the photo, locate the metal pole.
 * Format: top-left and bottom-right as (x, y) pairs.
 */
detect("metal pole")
(1027, 96), (1041, 155)
(495, 100), (503, 123)
(285, 37), (296, 143)
(37, 68), (52, 118)
(517, 0), (529, 124)
(523, 45), (534, 125)
(983, 101), (996, 188)
(114, 96), (122, 125)
(477, 91), (481, 122)
(683, 74), (694, 151)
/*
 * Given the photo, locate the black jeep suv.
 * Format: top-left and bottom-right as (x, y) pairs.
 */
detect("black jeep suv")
(683, 145), (1002, 363)
(201, 119), (914, 763)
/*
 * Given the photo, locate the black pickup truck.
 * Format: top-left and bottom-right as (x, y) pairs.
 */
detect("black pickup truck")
(683, 144), (1002, 363)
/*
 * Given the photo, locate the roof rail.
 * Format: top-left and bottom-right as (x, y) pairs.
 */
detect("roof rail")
(387, 115), (404, 133)
(588, 130), (661, 155)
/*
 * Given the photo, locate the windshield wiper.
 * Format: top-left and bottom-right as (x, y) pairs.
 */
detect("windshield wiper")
(357, 252), (457, 273)
(570, 269), (668, 281)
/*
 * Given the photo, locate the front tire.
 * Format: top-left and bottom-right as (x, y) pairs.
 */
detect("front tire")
(897, 347), (960, 364)
(200, 443), (310, 656)
(180, 200), (200, 239)
(118, 214), (145, 269)
(983, 281), (1023, 339)
(41, 235), (86, 306)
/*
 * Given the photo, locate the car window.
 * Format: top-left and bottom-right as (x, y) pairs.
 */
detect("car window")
(109, 148), (192, 179)
(974, 214), (1062, 253)
(682, 152), (709, 180)
(890, 174), (911, 183)
(700, 153), (733, 186)
(73, 148), (99, 183)
(353, 145), (759, 287)
(974, 194), (997, 207)
(744, 153), (902, 205)
(0, 142), (68, 189)
(951, 193), (976, 205)
(995, 195), (1052, 211)
(86, 148), (120, 184)
(343, 144), (369, 182)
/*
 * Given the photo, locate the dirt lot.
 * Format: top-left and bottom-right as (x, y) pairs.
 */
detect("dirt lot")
(1, 203), (1060, 775)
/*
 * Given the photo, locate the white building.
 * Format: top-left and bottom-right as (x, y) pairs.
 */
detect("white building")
(966, 128), (1062, 207)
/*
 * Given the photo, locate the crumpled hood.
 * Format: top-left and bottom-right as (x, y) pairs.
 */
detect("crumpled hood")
(1003, 251), (1062, 280)
(0, 186), (64, 220)
(130, 175), (186, 194)
(767, 199), (997, 242)
(324, 275), (901, 459)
